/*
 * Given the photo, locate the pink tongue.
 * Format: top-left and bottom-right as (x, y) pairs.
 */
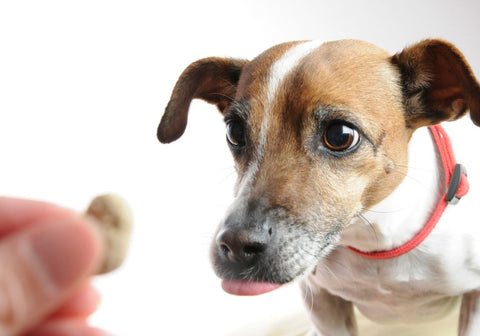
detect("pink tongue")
(221, 279), (282, 296)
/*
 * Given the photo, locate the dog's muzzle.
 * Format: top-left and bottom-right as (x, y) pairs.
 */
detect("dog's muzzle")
(211, 202), (335, 292)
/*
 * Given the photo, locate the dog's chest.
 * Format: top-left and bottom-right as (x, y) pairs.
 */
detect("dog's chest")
(307, 245), (465, 323)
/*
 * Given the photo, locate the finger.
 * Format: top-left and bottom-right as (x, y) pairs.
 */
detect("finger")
(0, 216), (102, 336)
(51, 282), (100, 319)
(24, 319), (111, 336)
(0, 197), (75, 237)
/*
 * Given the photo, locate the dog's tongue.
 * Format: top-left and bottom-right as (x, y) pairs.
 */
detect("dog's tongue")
(221, 279), (282, 296)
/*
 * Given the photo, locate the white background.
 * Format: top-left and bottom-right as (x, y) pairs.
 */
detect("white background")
(1, 1), (480, 335)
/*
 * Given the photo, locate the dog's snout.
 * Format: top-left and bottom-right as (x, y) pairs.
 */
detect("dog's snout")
(216, 226), (272, 265)
(212, 206), (320, 284)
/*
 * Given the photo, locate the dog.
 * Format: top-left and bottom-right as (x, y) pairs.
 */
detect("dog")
(157, 39), (480, 335)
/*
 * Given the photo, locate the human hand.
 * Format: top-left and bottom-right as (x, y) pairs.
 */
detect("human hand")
(0, 197), (110, 336)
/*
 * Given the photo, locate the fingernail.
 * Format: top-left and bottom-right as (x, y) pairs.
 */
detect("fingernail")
(30, 218), (101, 290)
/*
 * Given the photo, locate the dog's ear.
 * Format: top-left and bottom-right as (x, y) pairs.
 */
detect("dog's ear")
(391, 39), (480, 129)
(157, 57), (248, 143)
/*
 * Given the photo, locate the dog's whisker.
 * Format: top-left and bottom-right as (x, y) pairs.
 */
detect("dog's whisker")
(364, 208), (404, 214)
(319, 261), (342, 285)
(387, 168), (441, 195)
(357, 213), (380, 251)
(382, 155), (439, 190)
(302, 278), (315, 315)
(324, 253), (351, 276)
(205, 90), (236, 102)
(218, 165), (237, 185)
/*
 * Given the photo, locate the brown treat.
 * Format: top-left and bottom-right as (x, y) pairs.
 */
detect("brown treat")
(86, 194), (133, 274)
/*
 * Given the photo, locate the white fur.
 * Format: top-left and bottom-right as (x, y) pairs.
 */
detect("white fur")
(306, 125), (480, 330)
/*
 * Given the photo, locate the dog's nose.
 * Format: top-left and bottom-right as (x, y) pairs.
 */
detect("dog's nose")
(216, 226), (272, 265)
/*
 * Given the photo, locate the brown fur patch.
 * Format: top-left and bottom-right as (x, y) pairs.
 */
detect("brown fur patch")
(236, 40), (410, 227)
(391, 39), (480, 129)
(157, 57), (247, 143)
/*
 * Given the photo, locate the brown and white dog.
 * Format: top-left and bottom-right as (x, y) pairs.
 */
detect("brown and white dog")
(157, 39), (480, 335)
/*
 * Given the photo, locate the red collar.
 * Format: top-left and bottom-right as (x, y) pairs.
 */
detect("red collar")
(347, 124), (469, 259)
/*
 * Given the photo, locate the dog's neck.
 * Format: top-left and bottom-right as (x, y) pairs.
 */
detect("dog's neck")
(339, 126), (445, 253)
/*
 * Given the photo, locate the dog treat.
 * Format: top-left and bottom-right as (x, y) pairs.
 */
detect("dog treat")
(85, 194), (133, 274)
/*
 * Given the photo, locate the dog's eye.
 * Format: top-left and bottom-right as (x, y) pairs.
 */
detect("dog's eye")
(226, 120), (246, 148)
(323, 123), (359, 151)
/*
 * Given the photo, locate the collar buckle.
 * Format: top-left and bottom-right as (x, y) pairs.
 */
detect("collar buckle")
(446, 163), (468, 205)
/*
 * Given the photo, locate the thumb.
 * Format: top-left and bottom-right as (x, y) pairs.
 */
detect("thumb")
(0, 215), (102, 336)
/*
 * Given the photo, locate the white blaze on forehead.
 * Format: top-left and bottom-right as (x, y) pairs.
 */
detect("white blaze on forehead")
(262, 40), (325, 145)
(259, 39), (325, 159)
(267, 40), (325, 103)
(237, 40), (325, 198)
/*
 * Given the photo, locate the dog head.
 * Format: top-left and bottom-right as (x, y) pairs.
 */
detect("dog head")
(158, 39), (480, 294)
